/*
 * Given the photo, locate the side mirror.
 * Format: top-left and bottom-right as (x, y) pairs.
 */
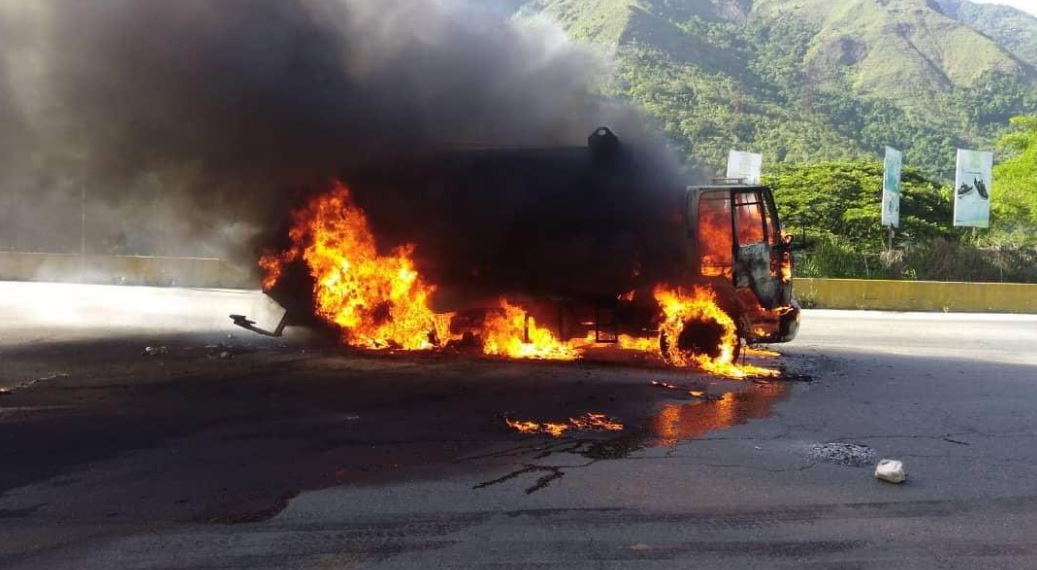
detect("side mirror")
(782, 232), (807, 251)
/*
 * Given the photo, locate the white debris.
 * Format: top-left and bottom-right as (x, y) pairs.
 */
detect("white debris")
(875, 459), (906, 484)
(219, 351), (233, 359)
(144, 346), (169, 356)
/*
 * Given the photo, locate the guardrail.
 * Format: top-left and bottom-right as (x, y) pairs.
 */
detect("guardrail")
(0, 252), (256, 289)
(795, 277), (1037, 313)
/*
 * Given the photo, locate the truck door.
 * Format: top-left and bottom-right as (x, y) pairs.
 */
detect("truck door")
(763, 191), (794, 307)
(695, 191), (734, 279)
(733, 189), (783, 309)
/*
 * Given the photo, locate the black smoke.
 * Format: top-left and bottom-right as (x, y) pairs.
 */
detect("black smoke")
(0, 0), (694, 293)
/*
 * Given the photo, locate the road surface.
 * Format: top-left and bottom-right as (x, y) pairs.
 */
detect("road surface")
(2, 283), (1037, 568)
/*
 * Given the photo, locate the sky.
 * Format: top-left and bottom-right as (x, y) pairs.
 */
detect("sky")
(973, 0), (1037, 17)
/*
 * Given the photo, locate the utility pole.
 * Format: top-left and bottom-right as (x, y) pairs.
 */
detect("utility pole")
(79, 182), (87, 282)
(80, 184), (86, 257)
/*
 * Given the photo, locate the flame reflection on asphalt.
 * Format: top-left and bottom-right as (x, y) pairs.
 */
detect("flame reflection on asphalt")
(650, 382), (788, 446)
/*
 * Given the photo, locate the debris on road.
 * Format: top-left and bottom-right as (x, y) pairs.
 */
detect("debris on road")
(219, 351), (233, 359)
(651, 380), (681, 390)
(875, 459), (907, 483)
(807, 442), (876, 467)
(229, 311), (289, 337)
(778, 371), (814, 382)
(652, 380), (713, 400)
(1, 373), (70, 395)
(144, 346), (169, 356)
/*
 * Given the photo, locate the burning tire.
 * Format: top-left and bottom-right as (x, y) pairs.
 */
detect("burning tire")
(654, 286), (744, 373)
(659, 316), (742, 367)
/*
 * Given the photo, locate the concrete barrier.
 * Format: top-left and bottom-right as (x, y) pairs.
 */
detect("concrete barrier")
(0, 252), (257, 289)
(4, 252), (1035, 313)
(795, 278), (1037, 313)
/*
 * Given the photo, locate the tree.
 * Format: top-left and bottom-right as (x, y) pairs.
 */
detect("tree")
(762, 161), (954, 252)
(992, 115), (1037, 243)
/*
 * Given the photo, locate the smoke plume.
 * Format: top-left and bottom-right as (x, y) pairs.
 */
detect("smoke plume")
(0, 1), (679, 259)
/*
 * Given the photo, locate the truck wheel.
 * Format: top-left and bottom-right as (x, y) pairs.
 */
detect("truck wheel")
(659, 318), (741, 367)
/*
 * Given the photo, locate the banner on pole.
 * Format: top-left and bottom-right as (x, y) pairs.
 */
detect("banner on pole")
(881, 147), (903, 228)
(726, 150), (762, 184)
(953, 149), (993, 228)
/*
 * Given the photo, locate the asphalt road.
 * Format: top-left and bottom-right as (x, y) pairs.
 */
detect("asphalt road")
(2, 283), (1037, 568)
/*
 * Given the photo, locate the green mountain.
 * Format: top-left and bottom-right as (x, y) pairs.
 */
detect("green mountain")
(936, 0), (1037, 69)
(753, 0), (1032, 96)
(519, 0), (1037, 176)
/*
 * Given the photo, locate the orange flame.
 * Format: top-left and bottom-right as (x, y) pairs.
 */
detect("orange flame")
(260, 183), (452, 350)
(570, 412), (624, 432)
(505, 412), (623, 437)
(654, 286), (778, 379)
(262, 184), (780, 378)
(697, 196), (734, 278)
(779, 231), (793, 283)
(617, 334), (658, 352)
(482, 300), (578, 360)
(505, 418), (570, 437)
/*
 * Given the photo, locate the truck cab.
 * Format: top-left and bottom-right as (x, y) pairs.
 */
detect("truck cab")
(686, 181), (800, 344)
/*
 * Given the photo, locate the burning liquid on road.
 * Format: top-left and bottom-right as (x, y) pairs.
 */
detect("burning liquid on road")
(505, 412), (624, 438)
(261, 184), (777, 378)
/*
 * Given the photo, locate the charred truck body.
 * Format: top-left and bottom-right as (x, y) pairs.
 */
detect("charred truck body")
(266, 128), (799, 357)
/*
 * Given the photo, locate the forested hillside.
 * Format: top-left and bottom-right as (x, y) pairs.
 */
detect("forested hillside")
(937, 0), (1037, 70)
(519, 0), (1037, 177)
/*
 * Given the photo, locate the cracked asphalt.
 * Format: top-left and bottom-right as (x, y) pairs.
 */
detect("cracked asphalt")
(2, 284), (1037, 568)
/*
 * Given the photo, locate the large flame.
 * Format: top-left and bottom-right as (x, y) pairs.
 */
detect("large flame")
(260, 183), (452, 350)
(262, 183), (780, 378)
(482, 300), (579, 360)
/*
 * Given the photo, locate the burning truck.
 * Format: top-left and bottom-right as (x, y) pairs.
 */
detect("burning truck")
(259, 128), (799, 378)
